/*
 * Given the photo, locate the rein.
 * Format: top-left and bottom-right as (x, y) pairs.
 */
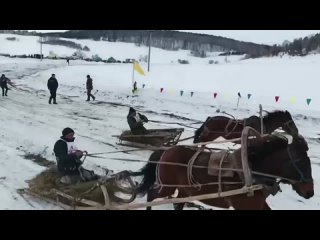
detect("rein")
(148, 120), (198, 129)
(287, 145), (313, 184)
(108, 155), (300, 185)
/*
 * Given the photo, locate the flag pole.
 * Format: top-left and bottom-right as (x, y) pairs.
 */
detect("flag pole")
(259, 104), (263, 134)
(132, 60), (135, 92)
(237, 96), (240, 109)
(148, 31), (152, 72)
(40, 34), (43, 61)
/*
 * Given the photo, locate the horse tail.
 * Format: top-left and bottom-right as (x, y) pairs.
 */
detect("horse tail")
(135, 150), (164, 196)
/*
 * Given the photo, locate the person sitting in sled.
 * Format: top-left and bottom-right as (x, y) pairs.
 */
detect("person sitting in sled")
(53, 127), (99, 184)
(127, 107), (148, 135)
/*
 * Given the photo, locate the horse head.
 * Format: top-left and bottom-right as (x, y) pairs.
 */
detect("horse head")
(263, 110), (299, 136)
(248, 134), (313, 199)
(281, 111), (299, 136)
(288, 135), (314, 199)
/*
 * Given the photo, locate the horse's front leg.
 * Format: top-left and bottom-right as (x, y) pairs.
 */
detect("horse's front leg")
(146, 189), (156, 210)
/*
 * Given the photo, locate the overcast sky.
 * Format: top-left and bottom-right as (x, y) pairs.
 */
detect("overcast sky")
(29, 30), (320, 45)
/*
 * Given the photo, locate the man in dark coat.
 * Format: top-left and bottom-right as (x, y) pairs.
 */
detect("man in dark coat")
(47, 74), (58, 104)
(53, 127), (98, 184)
(132, 81), (137, 94)
(127, 107), (148, 135)
(86, 75), (95, 101)
(0, 74), (10, 96)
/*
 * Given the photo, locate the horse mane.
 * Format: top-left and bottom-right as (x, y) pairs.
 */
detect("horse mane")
(194, 117), (210, 143)
(247, 134), (289, 162)
(263, 110), (291, 123)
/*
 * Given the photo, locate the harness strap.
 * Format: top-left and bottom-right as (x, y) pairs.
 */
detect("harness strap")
(218, 152), (228, 196)
(187, 147), (205, 189)
(225, 119), (242, 137)
(287, 146), (312, 183)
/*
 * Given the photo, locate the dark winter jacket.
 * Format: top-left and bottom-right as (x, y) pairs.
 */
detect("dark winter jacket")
(53, 137), (82, 176)
(47, 77), (58, 90)
(0, 76), (9, 88)
(86, 78), (93, 90)
(127, 110), (148, 135)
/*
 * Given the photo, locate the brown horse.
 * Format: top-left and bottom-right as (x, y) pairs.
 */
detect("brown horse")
(194, 110), (299, 143)
(135, 134), (314, 210)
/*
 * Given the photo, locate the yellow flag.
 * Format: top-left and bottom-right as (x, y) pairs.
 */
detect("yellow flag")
(134, 61), (145, 76)
(169, 89), (175, 95)
(223, 93), (231, 100)
(289, 97), (296, 104)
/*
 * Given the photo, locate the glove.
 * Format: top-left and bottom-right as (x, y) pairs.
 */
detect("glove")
(75, 150), (83, 158)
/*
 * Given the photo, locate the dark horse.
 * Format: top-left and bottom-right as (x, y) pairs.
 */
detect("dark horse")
(135, 134), (313, 210)
(194, 110), (298, 143)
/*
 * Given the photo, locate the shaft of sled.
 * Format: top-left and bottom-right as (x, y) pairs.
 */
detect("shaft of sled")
(106, 185), (263, 210)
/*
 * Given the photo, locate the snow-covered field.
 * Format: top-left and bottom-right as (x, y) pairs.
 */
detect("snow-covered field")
(1, 34), (320, 210)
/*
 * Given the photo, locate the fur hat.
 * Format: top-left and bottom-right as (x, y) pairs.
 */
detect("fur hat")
(129, 107), (136, 114)
(62, 127), (74, 136)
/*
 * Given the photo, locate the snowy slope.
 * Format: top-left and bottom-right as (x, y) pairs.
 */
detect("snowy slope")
(0, 33), (244, 64)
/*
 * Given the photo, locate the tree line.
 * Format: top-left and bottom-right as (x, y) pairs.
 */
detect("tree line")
(2, 30), (320, 58)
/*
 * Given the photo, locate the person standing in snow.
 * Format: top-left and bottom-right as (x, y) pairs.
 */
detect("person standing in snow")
(86, 75), (95, 101)
(127, 107), (149, 135)
(53, 127), (98, 184)
(47, 74), (58, 104)
(0, 74), (10, 96)
(132, 81), (137, 94)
